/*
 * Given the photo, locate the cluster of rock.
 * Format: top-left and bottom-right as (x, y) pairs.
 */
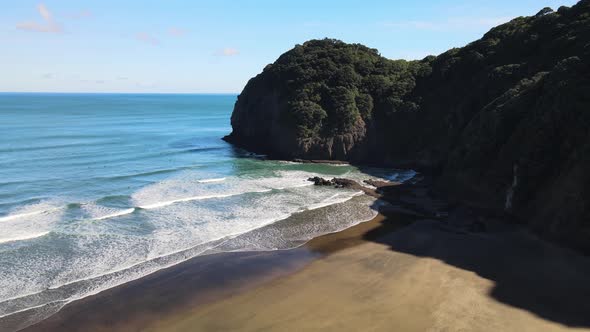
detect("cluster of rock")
(307, 177), (357, 189)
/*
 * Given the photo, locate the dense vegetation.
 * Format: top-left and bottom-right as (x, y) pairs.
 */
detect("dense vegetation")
(264, 40), (430, 138)
(226, 0), (590, 253)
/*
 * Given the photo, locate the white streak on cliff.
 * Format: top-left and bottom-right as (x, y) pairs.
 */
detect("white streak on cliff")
(505, 164), (518, 210)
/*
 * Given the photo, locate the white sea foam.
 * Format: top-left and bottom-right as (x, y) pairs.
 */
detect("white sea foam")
(92, 208), (136, 221)
(197, 177), (226, 183)
(0, 231), (50, 244)
(0, 187), (367, 311)
(388, 169), (418, 182)
(306, 191), (364, 211)
(0, 192), (366, 323)
(0, 201), (64, 246)
(130, 171), (314, 209)
(137, 192), (256, 210)
(0, 207), (61, 222)
(0, 166), (411, 330)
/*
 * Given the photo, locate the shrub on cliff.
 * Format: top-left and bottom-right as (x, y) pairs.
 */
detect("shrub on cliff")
(239, 39), (426, 139)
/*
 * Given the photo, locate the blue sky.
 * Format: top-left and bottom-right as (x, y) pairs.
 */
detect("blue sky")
(0, 0), (579, 93)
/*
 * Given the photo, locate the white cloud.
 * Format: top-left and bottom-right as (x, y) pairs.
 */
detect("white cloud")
(136, 32), (159, 45)
(38, 3), (51, 21)
(217, 48), (239, 56)
(16, 3), (63, 33)
(168, 27), (187, 37)
(380, 17), (512, 31)
(42, 73), (54, 79)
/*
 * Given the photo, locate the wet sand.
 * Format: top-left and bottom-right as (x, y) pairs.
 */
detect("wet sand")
(14, 246), (318, 332)
(16, 180), (590, 332)
(15, 208), (407, 332)
(147, 216), (590, 332)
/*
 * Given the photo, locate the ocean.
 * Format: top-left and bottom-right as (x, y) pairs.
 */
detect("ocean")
(0, 93), (415, 330)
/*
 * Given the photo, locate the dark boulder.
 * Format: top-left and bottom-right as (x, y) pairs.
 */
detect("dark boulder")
(307, 176), (333, 186)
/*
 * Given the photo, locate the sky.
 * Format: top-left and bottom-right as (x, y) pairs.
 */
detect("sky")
(0, 0), (580, 93)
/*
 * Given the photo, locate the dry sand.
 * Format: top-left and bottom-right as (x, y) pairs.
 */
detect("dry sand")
(146, 213), (590, 332)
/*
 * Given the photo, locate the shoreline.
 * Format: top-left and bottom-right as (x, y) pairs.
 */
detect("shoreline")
(141, 189), (590, 331)
(9, 175), (405, 332)
(11, 178), (590, 332)
(14, 205), (408, 332)
(5, 175), (409, 331)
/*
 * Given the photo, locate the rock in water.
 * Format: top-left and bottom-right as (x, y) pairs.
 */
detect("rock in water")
(308, 177), (333, 186)
(307, 177), (361, 189)
(331, 178), (358, 189)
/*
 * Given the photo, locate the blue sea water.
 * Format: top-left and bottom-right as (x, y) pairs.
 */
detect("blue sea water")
(0, 93), (415, 330)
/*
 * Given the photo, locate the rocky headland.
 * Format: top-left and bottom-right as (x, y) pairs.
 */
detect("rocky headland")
(225, 0), (590, 254)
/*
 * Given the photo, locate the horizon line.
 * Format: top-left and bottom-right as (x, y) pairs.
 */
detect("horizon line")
(0, 91), (240, 95)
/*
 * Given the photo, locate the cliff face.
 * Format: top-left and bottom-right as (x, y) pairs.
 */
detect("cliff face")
(225, 0), (590, 253)
(224, 39), (430, 160)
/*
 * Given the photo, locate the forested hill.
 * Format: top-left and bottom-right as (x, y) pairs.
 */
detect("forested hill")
(224, 0), (590, 253)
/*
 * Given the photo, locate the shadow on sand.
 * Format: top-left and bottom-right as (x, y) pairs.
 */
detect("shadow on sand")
(364, 199), (590, 328)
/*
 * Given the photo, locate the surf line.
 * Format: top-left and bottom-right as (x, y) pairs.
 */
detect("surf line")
(197, 177), (226, 183)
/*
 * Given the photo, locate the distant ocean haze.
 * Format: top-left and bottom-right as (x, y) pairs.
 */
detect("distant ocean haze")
(0, 93), (414, 331)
